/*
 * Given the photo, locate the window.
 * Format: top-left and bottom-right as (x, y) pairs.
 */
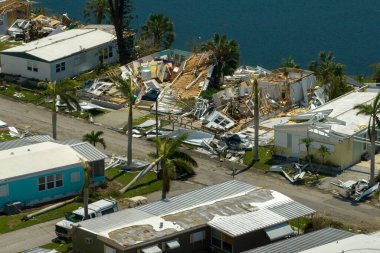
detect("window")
(38, 177), (46, 191)
(211, 229), (221, 248)
(190, 230), (205, 243)
(108, 46), (113, 58)
(287, 134), (292, 148)
(0, 184), (9, 197)
(47, 175), (55, 189)
(104, 245), (116, 253)
(27, 61), (38, 72)
(38, 174), (64, 191)
(71, 172), (80, 183)
(56, 62), (66, 73)
(56, 174), (63, 187)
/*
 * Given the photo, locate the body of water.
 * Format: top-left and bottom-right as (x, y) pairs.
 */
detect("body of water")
(34, 0), (380, 75)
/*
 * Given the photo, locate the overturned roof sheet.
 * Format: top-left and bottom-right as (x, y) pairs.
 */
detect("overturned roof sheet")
(170, 52), (213, 98)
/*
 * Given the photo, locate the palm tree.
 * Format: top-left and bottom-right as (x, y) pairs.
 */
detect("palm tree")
(42, 80), (80, 140)
(281, 57), (300, 68)
(354, 92), (380, 185)
(151, 133), (197, 199)
(80, 159), (91, 220)
(309, 51), (350, 100)
(113, 75), (134, 166)
(140, 14), (175, 50)
(83, 0), (109, 24)
(201, 33), (240, 88)
(118, 134), (197, 198)
(107, 0), (134, 65)
(82, 130), (106, 149)
(301, 137), (314, 169)
(317, 145), (330, 178)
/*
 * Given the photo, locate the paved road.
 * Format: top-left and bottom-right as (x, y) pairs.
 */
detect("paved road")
(1, 96), (380, 252)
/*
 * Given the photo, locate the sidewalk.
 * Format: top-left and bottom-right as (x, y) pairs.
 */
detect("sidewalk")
(0, 218), (61, 253)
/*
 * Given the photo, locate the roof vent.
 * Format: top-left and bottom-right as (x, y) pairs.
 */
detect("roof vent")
(10, 152), (14, 155)
(27, 149), (30, 151)
(159, 222), (163, 228)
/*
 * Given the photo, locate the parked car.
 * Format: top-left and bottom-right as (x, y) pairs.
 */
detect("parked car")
(55, 199), (118, 239)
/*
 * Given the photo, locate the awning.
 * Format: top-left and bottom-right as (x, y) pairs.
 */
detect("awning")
(141, 245), (162, 253)
(166, 239), (180, 249)
(264, 223), (294, 241)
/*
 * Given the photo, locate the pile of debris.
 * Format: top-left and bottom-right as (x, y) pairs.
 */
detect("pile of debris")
(332, 179), (380, 202)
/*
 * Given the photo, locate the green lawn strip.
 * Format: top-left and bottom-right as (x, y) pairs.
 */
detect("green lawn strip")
(0, 131), (18, 142)
(40, 241), (72, 253)
(0, 84), (45, 104)
(0, 41), (22, 51)
(0, 202), (82, 234)
(104, 168), (162, 198)
(243, 146), (276, 170)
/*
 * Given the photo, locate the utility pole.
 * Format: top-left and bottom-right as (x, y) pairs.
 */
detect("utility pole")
(253, 78), (259, 161)
(155, 98), (159, 176)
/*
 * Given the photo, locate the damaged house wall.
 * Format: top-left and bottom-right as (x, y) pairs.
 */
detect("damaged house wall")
(0, 0), (31, 35)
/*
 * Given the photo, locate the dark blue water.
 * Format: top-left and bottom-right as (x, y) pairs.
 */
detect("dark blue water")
(34, 0), (380, 75)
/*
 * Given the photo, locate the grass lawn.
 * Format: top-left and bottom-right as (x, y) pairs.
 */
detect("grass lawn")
(104, 168), (162, 198)
(0, 131), (18, 142)
(0, 202), (82, 234)
(41, 241), (72, 253)
(243, 146), (276, 170)
(0, 40), (22, 51)
(0, 84), (45, 104)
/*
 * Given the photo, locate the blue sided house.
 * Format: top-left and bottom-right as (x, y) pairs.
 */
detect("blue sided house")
(0, 138), (108, 212)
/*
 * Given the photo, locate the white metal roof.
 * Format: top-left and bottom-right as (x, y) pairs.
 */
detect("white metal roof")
(313, 91), (377, 136)
(299, 234), (380, 253)
(0, 142), (81, 181)
(1, 29), (115, 62)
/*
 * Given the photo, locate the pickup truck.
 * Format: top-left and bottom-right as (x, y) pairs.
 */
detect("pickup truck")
(55, 199), (118, 239)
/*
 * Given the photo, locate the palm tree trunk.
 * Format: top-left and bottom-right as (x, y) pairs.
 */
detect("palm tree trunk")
(253, 78), (259, 161)
(83, 163), (90, 220)
(119, 156), (163, 193)
(161, 163), (169, 200)
(52, 96), (57, 140)
(370, 123), (376, 185)
(127, 99), (133, 165)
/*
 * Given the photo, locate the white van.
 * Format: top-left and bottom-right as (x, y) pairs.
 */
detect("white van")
(55, 198), (118, 239)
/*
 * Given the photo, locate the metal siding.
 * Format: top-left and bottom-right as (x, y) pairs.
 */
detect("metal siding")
(70, 142), (108, 162)
(243, 228), (355, 253)
(0, 166), (84, 211)
(0, 135), (53, 151)
(136, 180), (256, 216)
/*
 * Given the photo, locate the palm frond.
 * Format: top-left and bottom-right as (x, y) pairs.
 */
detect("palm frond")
(172, 159), (195, 175)
(169, 151), (198, 167)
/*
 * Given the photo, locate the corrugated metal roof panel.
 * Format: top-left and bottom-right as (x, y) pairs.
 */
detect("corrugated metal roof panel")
(264, 223), (294, 241)
(136, 180), (256, 216)
(55, 139), (83, 145)
(23, 248), (59, 253)
(243, 228), (355, 253)
(79, 208), (155, 234)
(208, 200), (315, 237)
(208, 209), (287, 237)
(70, 142), (107, 162)
(0, 135), (53, 151)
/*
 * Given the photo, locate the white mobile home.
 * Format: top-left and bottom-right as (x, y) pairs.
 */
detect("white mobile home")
(0, 28), (118, 81)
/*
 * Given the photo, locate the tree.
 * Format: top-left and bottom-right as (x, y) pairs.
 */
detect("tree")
(113, 75), (134, 166)
(80, 159), (90, 220)
(201, 33), (240, 88)
(83, 0), (109, 24)
(140, 14), (175, 50)
(281, 57), (300, 68)
(309, 51), (351, 100)
(108, 0), (134, 65)
(354, 92), (380, 185)
(152, 133), (197, 199)
(82, 130), (106, 149)
(317, 145), (330, 178)
(42, 80), (80, 140)
(301, 137), (314, 169)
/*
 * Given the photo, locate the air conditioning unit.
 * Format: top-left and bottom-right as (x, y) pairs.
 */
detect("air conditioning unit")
(4, 201), (23, 215)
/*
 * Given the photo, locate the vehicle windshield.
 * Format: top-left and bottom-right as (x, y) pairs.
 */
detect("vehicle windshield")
(65, 212), (84, 223)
